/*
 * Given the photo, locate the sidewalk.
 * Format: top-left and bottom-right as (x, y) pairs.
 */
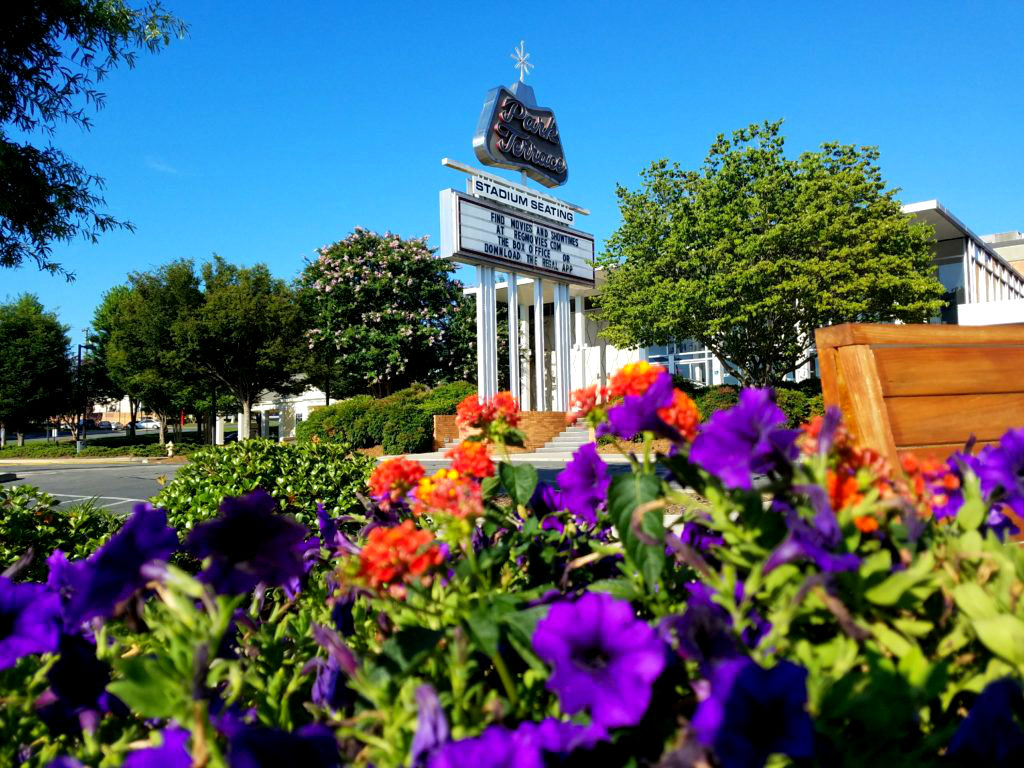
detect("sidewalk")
(381, 449), (634, 466)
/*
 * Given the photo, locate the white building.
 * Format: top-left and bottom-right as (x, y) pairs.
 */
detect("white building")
(463, 199), (1024, 410)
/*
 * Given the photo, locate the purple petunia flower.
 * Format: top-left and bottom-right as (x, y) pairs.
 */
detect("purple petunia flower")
(186, 490), (312, 595)
(316, 504), (360, 556)
(47, 759), (83, 768)
(530, 483), (565, 516)
(974, 430), (1024, 538)
(123, 727), (191, 768)
(308, 623), (357, 713)
(556, 444), (610, 526)
(597, 370), (675, 440)
(693, 658), (814, 768)
(947, 678), (1024, 764)
(532, 591), (666, 728)
(765, 489), (860, 574)
(426, 718), (605, 768)
(659, 583), (739, 672)
(229, 724), (341, 768)
(411, 685), (449, 767)
(0, 577), (61, 669)
(689, 389), (800, 491)
(678, 516), (725, 554)
(47, 505), (178, 630)
(427, 724), (541, 768)
(36, 634), (125, 735)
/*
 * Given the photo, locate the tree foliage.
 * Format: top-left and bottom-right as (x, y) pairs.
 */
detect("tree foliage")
(0, 1), (186, 277)
(178, 255), (305, 437)
(0, 294), (71, 437)
(92, 262), (202, 442)
(298, 229), (473, 397)
(597, 120), (946, 386)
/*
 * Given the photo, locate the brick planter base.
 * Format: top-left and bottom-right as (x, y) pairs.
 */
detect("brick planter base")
(433, 411), (568, 451)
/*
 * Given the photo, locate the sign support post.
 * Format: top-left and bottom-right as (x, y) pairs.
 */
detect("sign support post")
(533, 278), (546, 411)
(476, 265), (498, 399)
(507, 271), (520, 405)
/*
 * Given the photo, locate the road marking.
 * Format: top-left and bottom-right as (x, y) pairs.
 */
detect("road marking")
(51, 493), (143, 502)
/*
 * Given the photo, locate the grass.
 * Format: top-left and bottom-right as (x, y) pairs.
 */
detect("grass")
(0, 432), (206, 459)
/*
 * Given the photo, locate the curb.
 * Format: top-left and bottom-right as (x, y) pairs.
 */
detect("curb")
(0, 457), (187, 467)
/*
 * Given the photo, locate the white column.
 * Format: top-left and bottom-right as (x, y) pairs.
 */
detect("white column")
(553, 282), (572, 411)
(236, 412), (245, 440)
(519, 301), (531, 409)
(507, 272), (519, 401)
(476, 266), (498, 399)
(533, 278), (546, 411)
(215, 416), (225, 446)
(573, 294), (585, 388)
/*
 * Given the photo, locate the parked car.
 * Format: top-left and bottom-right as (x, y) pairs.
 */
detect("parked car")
(135, 419), (160, 430)
(98, 420), (113, 430)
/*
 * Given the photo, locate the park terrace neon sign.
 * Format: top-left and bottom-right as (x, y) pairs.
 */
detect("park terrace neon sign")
(472, 81), (568, 188)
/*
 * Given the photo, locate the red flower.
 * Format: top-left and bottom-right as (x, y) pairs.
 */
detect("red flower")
(446, 441), (494, 479)
(456, 392), (520, 432)
(567, 384), (606, 424)
(608, 361), (666, 399)
(412, 469), (484, 520)
(490, 391), (520, 427)
(456, 394), (490, 429)
(657, 389), (700, 442)
(357, 520), (443, 591)
(369, 457), (425, 509)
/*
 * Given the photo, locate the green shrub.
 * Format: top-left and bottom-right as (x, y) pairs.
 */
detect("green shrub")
(297, 394), (374, 447)
(0, 485), (123, 581)
(774, 388), (810, 428)
(807, 392), (825, 418)
(695, 385), (738, 420)
(297, 382), (474, 454)
(418, 380), (476, 416)
(380, 402), (433, 454)
(150, 438), (375, 531)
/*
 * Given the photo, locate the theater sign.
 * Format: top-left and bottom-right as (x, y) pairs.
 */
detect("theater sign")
(439, 187), (594, 287)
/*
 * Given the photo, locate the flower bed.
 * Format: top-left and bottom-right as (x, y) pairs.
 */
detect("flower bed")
(2, 362), (1024, 767)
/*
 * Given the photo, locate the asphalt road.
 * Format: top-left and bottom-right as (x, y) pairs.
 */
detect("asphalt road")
(0, 464), (181, 512)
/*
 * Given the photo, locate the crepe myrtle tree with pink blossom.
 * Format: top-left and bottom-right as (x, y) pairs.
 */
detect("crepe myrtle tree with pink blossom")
(298, 229), (476, 399)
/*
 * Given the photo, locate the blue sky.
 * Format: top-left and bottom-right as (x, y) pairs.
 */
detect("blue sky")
(6, 0), (1024, 339)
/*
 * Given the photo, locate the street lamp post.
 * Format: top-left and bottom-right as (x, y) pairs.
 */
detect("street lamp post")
(76, 333), (96, 452)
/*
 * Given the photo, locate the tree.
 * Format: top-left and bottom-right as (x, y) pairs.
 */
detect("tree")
(597, 120), (946, 387)
(298, 229), (473, 398)
(179, 256), (304, 440)
(93, 261), (202, 443)
(0, 295), (72, 445)
(1, 1), (186, 277)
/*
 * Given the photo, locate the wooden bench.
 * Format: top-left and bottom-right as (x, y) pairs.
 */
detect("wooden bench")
(814, 323), (1024, 467)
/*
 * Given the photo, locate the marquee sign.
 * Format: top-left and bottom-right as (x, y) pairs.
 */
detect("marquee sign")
(468, 174), (576, 226)
(440, 188), (594, 287)
(472, 82), (567, 188)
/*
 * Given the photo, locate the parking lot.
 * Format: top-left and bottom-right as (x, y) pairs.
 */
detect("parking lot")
(0, 463), (181, 511)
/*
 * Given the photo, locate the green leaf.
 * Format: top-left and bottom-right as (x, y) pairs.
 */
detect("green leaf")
(973, 615), (1024, 667)
(864, 552), (934, 606)
(499, 462), (538, 508)
(952, 583), (1000, 622)
(380, 627), (444, 672)
(871, 623), (913, 658)
(466, 610), (501, 657)
(607, 472), (664, 588)
(587, 578), (641, 601)
(107, 657), (185, 720)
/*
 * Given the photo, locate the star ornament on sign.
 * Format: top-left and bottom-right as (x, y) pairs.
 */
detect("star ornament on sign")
(511, 40), (533, 82)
